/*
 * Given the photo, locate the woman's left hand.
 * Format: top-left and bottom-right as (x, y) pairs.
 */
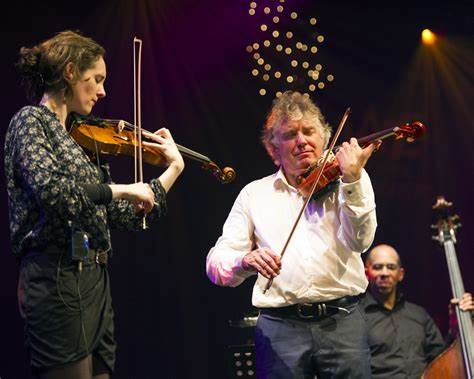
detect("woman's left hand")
(142, 128), (185, 173)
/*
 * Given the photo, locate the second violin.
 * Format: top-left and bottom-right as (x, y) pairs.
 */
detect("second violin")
(67, 113), (236, 184)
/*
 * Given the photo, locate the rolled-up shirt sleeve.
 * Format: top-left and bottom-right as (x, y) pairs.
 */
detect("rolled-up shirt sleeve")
(337, 169), (377, 253)
(206, 186), (256, 287)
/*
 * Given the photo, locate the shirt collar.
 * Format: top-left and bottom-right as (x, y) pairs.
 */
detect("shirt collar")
(362, 290), (406, 311)
(273, 168), (299, 193)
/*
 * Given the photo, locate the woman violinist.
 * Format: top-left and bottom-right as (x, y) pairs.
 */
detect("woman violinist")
(4, 30), (184, 378)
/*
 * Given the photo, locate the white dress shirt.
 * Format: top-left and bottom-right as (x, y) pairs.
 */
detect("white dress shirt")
(206, 168), (377, 308)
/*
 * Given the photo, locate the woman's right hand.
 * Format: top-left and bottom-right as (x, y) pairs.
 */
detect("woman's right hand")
(109, 182), (155, 213)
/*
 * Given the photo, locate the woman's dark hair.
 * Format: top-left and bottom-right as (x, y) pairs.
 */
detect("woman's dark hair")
(16, 30), (105, 103)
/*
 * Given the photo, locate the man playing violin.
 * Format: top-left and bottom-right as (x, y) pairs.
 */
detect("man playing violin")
(5, 30), (184, 378)
(362, 244), (474, 378)
(207, 91), (378, 378)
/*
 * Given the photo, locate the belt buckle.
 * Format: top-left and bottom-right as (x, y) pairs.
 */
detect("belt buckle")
(296, 303), (315, 319)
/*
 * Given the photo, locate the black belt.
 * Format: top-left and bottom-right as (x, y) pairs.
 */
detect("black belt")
(259, 295), (360, 321)
(24, 246), (108, 265)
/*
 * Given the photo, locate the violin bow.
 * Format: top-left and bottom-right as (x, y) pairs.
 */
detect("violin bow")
(133, 37), (147, 229)
(263, 107), (351, 294)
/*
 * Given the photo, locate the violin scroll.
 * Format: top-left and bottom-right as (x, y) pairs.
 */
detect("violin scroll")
(394, 121), (426, 143)
(204, 162), (236, 184)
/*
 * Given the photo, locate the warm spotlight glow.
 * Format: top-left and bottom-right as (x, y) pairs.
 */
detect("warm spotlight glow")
(421, 29), (436, 45)
(272, 30), (280, 38)
(252, 69), (259, 76)
(259, 88), (267, 96)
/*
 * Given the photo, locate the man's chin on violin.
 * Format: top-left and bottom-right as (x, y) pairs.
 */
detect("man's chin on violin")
(269, 118), (377, 189)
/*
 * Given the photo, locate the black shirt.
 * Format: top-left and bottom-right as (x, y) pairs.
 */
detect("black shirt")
(360, 291), (446, 379)
(4, 105), (167, 257)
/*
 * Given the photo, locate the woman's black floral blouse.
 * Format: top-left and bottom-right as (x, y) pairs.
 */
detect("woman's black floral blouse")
(4, 105), (167, 258)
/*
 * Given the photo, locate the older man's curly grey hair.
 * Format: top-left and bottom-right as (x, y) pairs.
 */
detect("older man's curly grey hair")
(261, 91), (332, 164)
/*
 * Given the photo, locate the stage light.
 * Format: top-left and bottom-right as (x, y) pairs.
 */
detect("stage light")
(273, 16), (280, 23)
(264, 63), (271, 71)
(261, 24), (267, 31)
(285, 47), (292, 54)
(291, 60), (298, 67)
(301, 44), (308, 51)
(276, 91), (282, 97)
(315, 64), (322, 71)
(296, 42), (302, 49)
(274, 71), (281, 78)
(252, 69), (259, 76)
(317, 35), (324, 43)
(286, 31), (293, 39)
(421, 29), (436, 45)
(264, 7), (271, 14)
(253, 52), (260, 59)
(272, 30), (280, 38)
(309, 84), (316, 91)
(277, 5), (284, 12)
(286, 75), (294, 83)
(327, 74), (334, 81)
(263, 74), (270, 81)
(310, 46), (318, 53)
(263, 40), (270, 47)
(246, 45), (253, 53)
(291, 12), (298, 19)
(259, 88), (266, 95)
(257, 58), (264, 65)
(310, 18), (317, 25)
(276, 44), (283, 51)
(250, 2), (257, 9)
(302, 61), (309, 69)
(318, 82), (325, 89)
(252, 43), (259, 50)
(249, 9), (255, 16)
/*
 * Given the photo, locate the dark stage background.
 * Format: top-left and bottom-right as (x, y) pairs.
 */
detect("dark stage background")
(1, 1), (472, 378)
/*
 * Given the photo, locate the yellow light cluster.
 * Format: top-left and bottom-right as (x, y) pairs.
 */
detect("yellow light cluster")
(246, 1), (335, 96)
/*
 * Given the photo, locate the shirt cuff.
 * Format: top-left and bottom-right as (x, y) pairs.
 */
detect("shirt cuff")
(339, 177), (365, 203)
